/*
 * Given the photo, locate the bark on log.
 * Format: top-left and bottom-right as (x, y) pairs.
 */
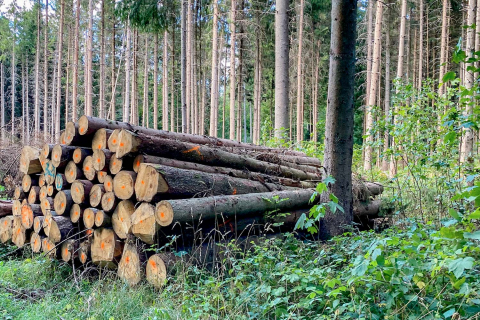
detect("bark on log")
(0, 200), (13, 218)
(110, 154), (135, 175)
(135, 164), (291, 203)
(113, 171), (137, 200)
(133, 155), (316, 189)
(117, 130), (319, 181)
(64, 121), (94, 147)
(54, 190), (74, 215)
(89, 184), (105, 207)
(51, 144), (77, 168)
(79, 115), (307, 156)
(65, 161), (84, 184)
(131, 202), (159, 244)
(112, 200), (135, 239)
(71, 180), (94, 204)
(91, 228), (124, 268)
(95, 210), (111, 227)
(48, 216), (74, 243)
(73, 147), (93, 164)
(155, 189), (317, 226)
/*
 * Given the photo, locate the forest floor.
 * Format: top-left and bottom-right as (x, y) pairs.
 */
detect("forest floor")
(0, 219), (479, 319)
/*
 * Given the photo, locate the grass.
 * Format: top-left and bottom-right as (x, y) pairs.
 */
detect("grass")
(1, 221), (480, 319)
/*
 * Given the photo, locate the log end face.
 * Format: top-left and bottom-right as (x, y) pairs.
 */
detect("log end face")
(155, 201), (174, 227)
(83, 208), (96, 229)
(83, 156), (96, 181)
(131, 203), (158, 244)
(146, 254), (167, 288)
(135, 164), (163, 202)
(113, 171), (136, 200)
(116, 130), (135, 158)
(51, 144), (63, 167)
(54, 191), (67, 215)
(118, 244), (142, 286)
(78, 115), (89, 135)
(107, 129), (120, 153)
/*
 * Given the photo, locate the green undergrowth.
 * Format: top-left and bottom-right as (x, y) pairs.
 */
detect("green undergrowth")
(1, 219), (480, 319)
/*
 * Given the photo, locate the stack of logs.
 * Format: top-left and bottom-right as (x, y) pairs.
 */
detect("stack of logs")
(0, 116), (384, 288)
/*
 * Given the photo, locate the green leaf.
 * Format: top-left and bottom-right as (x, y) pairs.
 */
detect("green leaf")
(464, 231), (480, 240)
(323, 176), (336, 186)
(448, 257), (474, 278)
(469, 209), (480, 219)
(294, 213), (307, 230)
(449, 208), (461, 221)
(329, 193), (339, 204)
(442, 71), (457, 82)
(444, 131), (456, 144)
(316, 183), (327, 194)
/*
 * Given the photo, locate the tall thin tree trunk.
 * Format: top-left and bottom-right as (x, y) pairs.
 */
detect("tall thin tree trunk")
(312, 40), (320, 143)
(296, 0), (305, 143)
(99, 0), (106, 118)
(124, 26), (131, 122)
(11, 19), (16, 143)
(229, 0), (237, 140)
(222, 33), (228, 139)
(65, 28), (71, 126)
(181, 0), (187, 133)
(460, 0), (476, 163)
(209, 0), (219, 137)
(55, 0), (65, 138)
(153, 33), (159, 129)
(26, 62), (30, 144)
(186, 0), (192, 133)
(131, 30), (139, 125)
(163, 31), (169, 130)
(43, 0), (49, 140)
(85, 0), (94, 116)
(417, 0), (424, 88)
(253, 15), (261, 145)
(22, 61), (25, 143)
(382, 9), (391, 171)
(274, 0), (290, 138)
(72, 0), (80, 122)
(321, 0), (357, 238)
(170, 29), (175, 132)
(34, 1), (41, 138)
(438, 0), (449, 95)
(364, 0), (383, 170)
(143, 35), (149, 128)
(110, 20), (116, 120)
(0, 63), (4, 143)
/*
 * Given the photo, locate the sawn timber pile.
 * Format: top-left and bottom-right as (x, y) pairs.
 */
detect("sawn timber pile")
(0, 116), (386, 288)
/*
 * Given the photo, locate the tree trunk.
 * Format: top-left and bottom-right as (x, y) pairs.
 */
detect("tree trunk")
(85, 0), (94, 116)
(417, 0), (424, 89)
(100, 0), (106, 119)
(110, 20), (116, 120)
(181, 0), (187, 133)
(364, 0), (383, 170)
(229, 0), (237, 140)
(170, 29), (175, 132)
(209, 0), (219, 137)
(382, 9), (391, 172)
(124, 26), (131, 122)
(153, 33), (159, 129)
(1, 63), (4, 144)
(186, 0), (193, 133)
(143, 35), (149, 127)
(72, 0), (80, 122)
(163, 31), (169, 130)
(321, 0), (356, 238)
(296, 0), (305, 143)
(365, 0), (373, 113)
(43, 0), (49, 140)
(55, 0), (65, 139)
(274, 0), (290, 138)
(34, 2), (41, 137)
(11, 19), (16, 143)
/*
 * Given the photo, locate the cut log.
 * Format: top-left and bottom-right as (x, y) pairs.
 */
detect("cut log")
(14, 187), (26, 200)
(104, 175), (113, 192)
(93, 149), (113, 171)
(353, 199), (382, 216)
(55, 173), (69, 191)
(118, 238), (146, 286)
(145, 254), (167, 288)
(92, 128), (113, 151)
(30, 232), (44, 253)
(38, 153), (48, 171)
(79, 239), (92, 264)
(42, 143), (54, 159)
(51, 144), (76, 168)
(95, 210), (112, 227)
(101, 192), (118, 213)
(110, 154), (135, 175)
(0, 201), (13, 218)
(97, 171), (108, 183)
(47, 185), (55, 197)
(250, 153), (323, 175)
(65, 161), (84, 183)
(135, 164), (291, 203)
(22, 174), (39, 192)
(0, 216), (14, 243)
(154, 189), (317, 226)
(21, 203), (42, 229)
(73, 147), (94, 164)
(89, 184), (106, 207)
(33, 216), (45, 234)
(64, 121), (94, 147)
(39, 174), (46, 188)
(71, 180), (94, 204)
(49, 216), (74, 243)
(132, 154), (316, 189)
(54, 190), (74, 215)
(117, 130), (319, 181)
(40, 197), (54, 215)
(353, 181), (384, 201)
(70, 203), (85, 223)
(42, 237), (57, 257)
(113, 171), (137, 200)
(44, 160), (56, 185)
(131, 203), (159, 244)
(39, 186), (48, 201)
(83, 208), (100, 229)
(59, 132), (66, 144)
(112, 200), (135, 239)
(61, 239), (78, 262)
(82, 156), (96, 181)
(80, 115), (307, 156)
(19, 146), (42, 175)
(91, 228), (124, 268)
(28, 186), (41, 204)
(107, 129), (121, 152)
(12, 200), (22, 216)
(12, 216), (28, 248)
